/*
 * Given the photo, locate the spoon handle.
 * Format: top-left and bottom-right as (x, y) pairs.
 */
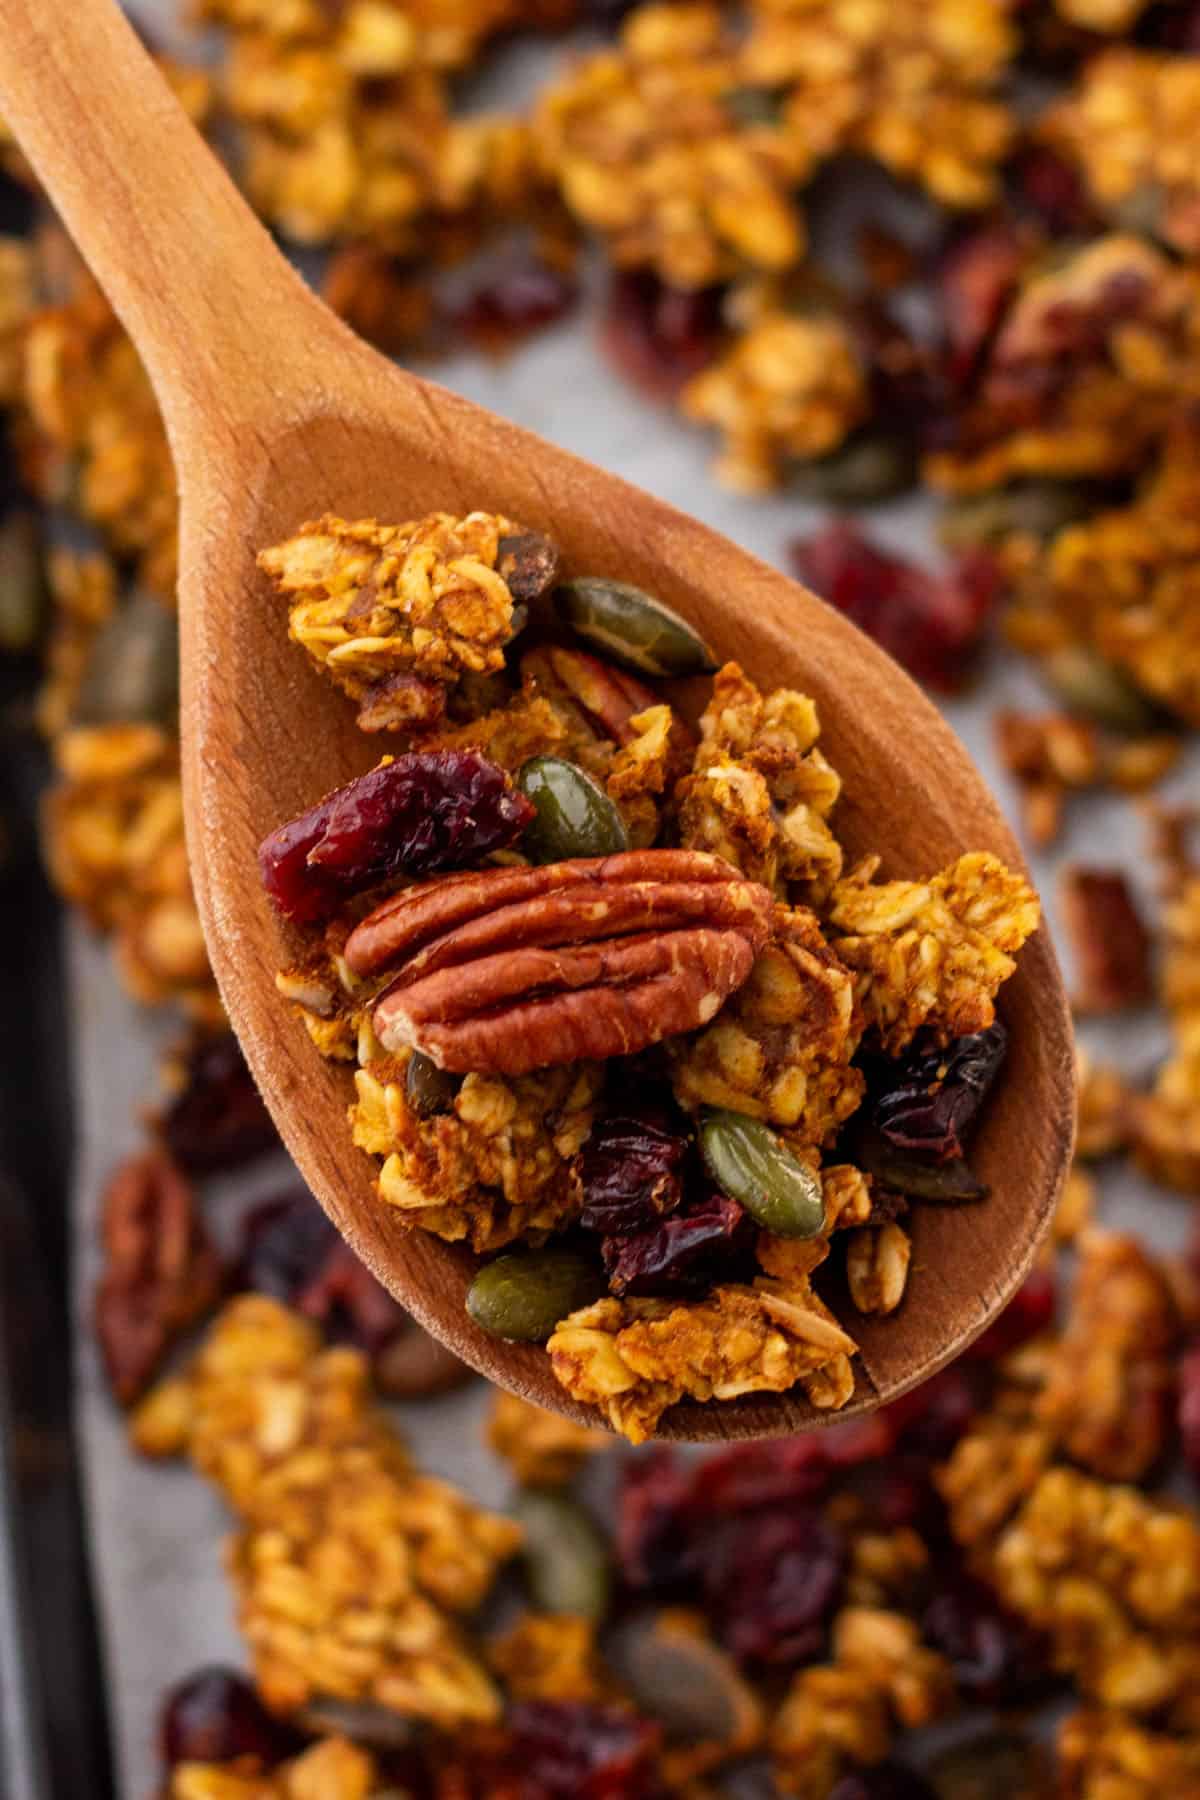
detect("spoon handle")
(0, 0), (344, 452)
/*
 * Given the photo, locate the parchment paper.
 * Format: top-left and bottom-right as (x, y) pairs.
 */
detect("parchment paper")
(71, 7), (1198, 1792)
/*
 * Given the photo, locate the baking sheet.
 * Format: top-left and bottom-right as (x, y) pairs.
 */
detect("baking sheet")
(69, 5), (1200, 1793)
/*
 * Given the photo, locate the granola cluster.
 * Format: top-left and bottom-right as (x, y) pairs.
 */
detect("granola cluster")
(257, 506), (1037, 1437)
(133, 1296), (518, 1723)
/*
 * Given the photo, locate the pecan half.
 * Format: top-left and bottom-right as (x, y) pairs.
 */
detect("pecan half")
(355, 850), (772, 1077)
(94, 1149), (224, 1405)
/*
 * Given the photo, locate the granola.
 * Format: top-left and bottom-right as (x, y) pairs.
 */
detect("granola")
(486, 1390), (609, 1485)
(258, 512), (1036, 1437)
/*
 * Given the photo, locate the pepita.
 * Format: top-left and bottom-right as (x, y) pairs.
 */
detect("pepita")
(556, 576), (716, 678)
(513, 1488), (611, 1620)
(467, 1247), (605, 1342)
(517, 755), (629, 863)
(698, 1110), (825, 1238)
(75, 589), (179, 727)
(0, 512), (47, 655)
(1040, 645), (1162, 734)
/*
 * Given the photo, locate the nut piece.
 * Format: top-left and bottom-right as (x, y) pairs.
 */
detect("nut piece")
(1059, 865), (1151, 1014)
(845, 1222), (912, 1316)
(355, 850), (772, 1077)
(94, 1150), (223, 1405)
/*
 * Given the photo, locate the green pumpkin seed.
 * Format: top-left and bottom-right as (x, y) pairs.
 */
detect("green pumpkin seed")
(698, 1110), (825, 1238)
(796, 433), (916, 506)
(467, 1247), (605, 1343)
(722, 85), (785, 128)
(517, 755), (629, 863)
(513, 1489), (611, 1620)
(405, 1050), (459, 1118)
(927, 1730), (1046, 1800)
(555, 577), (716, 679)
(0, 512), (47, 655)
(940, 481), (1094, 551)
(612, 1613), (761, 1746)
(74, 589), (179, 727)
(1040, 645), (1162, 734)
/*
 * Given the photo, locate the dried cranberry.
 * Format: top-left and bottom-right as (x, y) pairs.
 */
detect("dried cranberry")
(828, 1766), (936, 1800)
(603, 1191), (748, 1296)
(884, 1364), (983, 1460)
(934, 222), (1029, 385)
(704, 1508), (844, 1666)
(507, 1702), (662, 1799)
(690, 1418), (892, 1517)
(1010, 146), (1097, 237)
(578, 1106), (690, 1235)
(1180, 1341), (1200, 1483)
(237, 1191), (405, 1355)
(258, 750), (534, 923)
(160, 1031), (278, 1173)
(789, 522), (1001, 692)
(617, 1448), (697, 1593)
(160, 1666), (301, 1769)
(600, 271), (726, 401)
(967, 1264), (1056, 1362)
(922, 1573), (1048, 1704)
(871, 1024), (1008, 1163)
(445, 255), (578, 354)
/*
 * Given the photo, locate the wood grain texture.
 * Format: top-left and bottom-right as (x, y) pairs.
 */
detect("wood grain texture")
(0, 0), (1076, 1440)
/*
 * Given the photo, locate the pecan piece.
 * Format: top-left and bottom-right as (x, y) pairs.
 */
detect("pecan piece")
(1059, 865), (1151, 1014)
(94, 1150), (223, 1405)
(361, 851), (772, 1077)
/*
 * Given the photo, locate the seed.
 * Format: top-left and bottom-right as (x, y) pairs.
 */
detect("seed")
(467, 1248), (605, 1342)
(513, 1489), (612, 1620)
(405, 1050), (459, 1118)
(517, 755), (629, 863)
(940, 481), (1095, 550)
(722, 84), (785, 128)
(75, 589), (179, 727)
(0, 512), (47, 655)
(926, 1729), (1045, 1800)
(1040, 645), (1162, 733)
(556, 577), (716, 678)
(698, 1110), (825, 1238)
(796, 433), (916, 506)
(612, 1612), (762, 1748)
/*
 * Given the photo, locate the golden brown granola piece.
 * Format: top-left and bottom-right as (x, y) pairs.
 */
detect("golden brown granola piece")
(938, 1416), (1054, 1550)
(1044, 50), (1200, 256)
(671, 903), (863, 1147)
(34, 547), (119, 742)
(991, 1467), (1200, 1724)
(488, 1613), (614, 1704)
(42, 724), (218, 1019)
(1132, 870), (1200, 1192)
(486, 1391), (609, 1487)
(548, 1243), (857, 1443)
(1053, 1163), (1096, 1245)
(259, 512), (525, 714)
(825, 850), (1039, 1054)
(132, 1297), (517, 1726)
(741, 0), (1016, 210)
(1057, 1710), (1200, 1800)
(770, 1605), (951, 1798)
(0, 236), (35, 408)
(1076, 1051), (1133, 1161)
(353, 1047), (601, 1251)
(535, 2), (808, 288)
(676, 662), (843, 899)
(1034, 1231), (1180, 1482)
(22, 277), (178, 596)
(167, 1735), (380, 1800)
(681, 309), (869, 493)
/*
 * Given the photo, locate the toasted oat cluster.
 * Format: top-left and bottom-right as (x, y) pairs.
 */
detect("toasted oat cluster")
(257, 509), (1037, 1438)
(133, 1296), (518, 1723)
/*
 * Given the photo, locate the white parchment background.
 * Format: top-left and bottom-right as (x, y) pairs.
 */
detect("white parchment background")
(69, 5), (1199, 1792)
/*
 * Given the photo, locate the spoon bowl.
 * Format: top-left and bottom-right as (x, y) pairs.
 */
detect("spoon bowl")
(0, 0), (1075, 1438)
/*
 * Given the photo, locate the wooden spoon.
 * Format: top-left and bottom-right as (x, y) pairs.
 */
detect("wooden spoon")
(0, 0), (1075, 1440)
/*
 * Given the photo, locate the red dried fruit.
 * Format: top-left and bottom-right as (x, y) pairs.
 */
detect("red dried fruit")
(160, 1030), (277, 1173)
(618, 1448), (697, 1593)
(829, 1768), (936, 1800)
(446, 255), (578, 355)
(704, 1508), (844, 1666)
(1180, 1341), (1200, 1483)
(238, 1191), (403, 1355)
(883, 1364), (983, 1460)
(967, 1264), (1056, 1362)
(602, 1190), (749, 1296)
(160, 1666), (302, 1770)
(1059, 866), (1152, 1014)
(600, 270), (726, 401)
(258, 750), (534, 924)
(871, 1024), (1008, 1163)
(789, 522), (1000, 692)
(506, 1701), (662, 1799)
(578, 1105), (690, 1235)
(922, 1573), (1049, 1704)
